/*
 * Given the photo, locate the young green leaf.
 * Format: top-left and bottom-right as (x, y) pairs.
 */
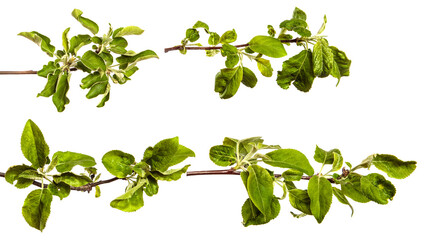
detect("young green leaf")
(69, 34), (92, 55)
(277, 49), (315, 92)
(48, 182), (71, 200)
(62, 27), (70, 53)
(110, 179), (146, 212)
(371, 154), (417, 179)
(247, 165), (274, 219)
(5, 165), (36, 185)
(148, 137), (195, 172)
(81, 50), (106, 72)
(330, 152), (343, 172)
(217, 66), (243, 99)
(241, 67), (258, 88)
(248, 35), (287, 58)
(332, 187), (354, 216)
(17, 169), (43, 181)
(18, 31), (56, 57)
(53, 172), (92, 187)
(192, 21), (209, 33)
(308, 175), (333, 223)
(52, 71), (70, 112)
(330, 46), (351, 82)
(53, 151), (96, 173)
(289, 189), (312, 215)
(313, 38), (333, 78)
(340, 173), (370, 203)
(102, 150), (135, 178)
(241, 197), (280, 227)
(360, 173), (396, 205)
(265, 149), (314, 176)
(255, 58), (273, 77)
(71, 9), (99, 35)
(145, 176), (159, 196)
(114, 26), (144, 38)
(37, 61), (59, 78)
(150, 165), (190, 181)
(292, 7), (307, 21)
(21, 119), (49, 169)
(22, 189), (53, 232)
(209, 145), (237, 167)
(38, 70), (60, 97)
(116, 50), (159, 65)
(208, 32), (220, 45)
(282, 169), (304, 181)
(314, 146), (341, 164)
(186, 28), (200, 42)
(219, 29), (237, 44)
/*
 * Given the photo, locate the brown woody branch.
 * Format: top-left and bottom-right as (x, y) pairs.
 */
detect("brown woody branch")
(164, 38), (303, 53)
(0, 68), (78, 75)
(1, 168), (335, 193)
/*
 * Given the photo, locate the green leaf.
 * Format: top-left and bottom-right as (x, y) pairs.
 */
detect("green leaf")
(53, 172), (92, 187)
(110, 179), (146, 212)
(71, 9), (99, 35)
(332, 187), (354, 216)
(267, 25), (276, 37)
(308, 175), (333, 223)
(80, 72), (102, 89)
(150, 165), (190, 181)
(148, 137), (195, 172)
(193, 21), (209, 32)
(247, 165), (274, 219)
(52, 71), (70, 112)
(17, 169), (43, 181)
(97, 89), (110, 108)
(265, 149), (314, 176)
(186, 28), (200, 42)
(22, 189), (53, 232)
(99, 52), (113, 66)
(314, 146), (341, 164)
(116, 50), (159, 65)
(95, 186), (101, 198)
(241, 197), (280, 227)
(209, 145), (236, 167)
(317, 15), (327, 35)
(277, 49), (315, 92)
(102, 150), (135, 178)
(371, 154), (417, 179)
(85, 74), (109, 99)
(255, 58), (273, 77)
(289, 189), (312, 215)
(37, 61), (59, 78)
(48, 182), (71, 200)
(330, 46), (351, 82)
(37, 70), (60, 97)
(81, 50), (106, 71)
(330, 152), (343, 172)
(340, 173), (370, 203)
(241, 67), (258, 88)
(18, 31), (56, 57)
(282, 169), (304, 181)
(114, 26), (144, 38)
(53, 151), (96, 173)
(360, 173), (396, 204)
(62, 27), (70, 53)
(220, 29), (237, 44)
(145, 176), (159, 196)
(292, 7), (307, 21)
(5, 165), (36, 185)
(248, 35), (287, 58)
(21, 119), (49, 169)
(313, 38), (333, 78)
(69, 34), (92, 55)
(217, 66), (243, 99)
(208, 32), (220, 45)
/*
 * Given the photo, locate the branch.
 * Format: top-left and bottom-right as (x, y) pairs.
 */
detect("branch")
(0, 68), (78, 75)
(0, 168), (335, 193)
(164, 38), (303, 53)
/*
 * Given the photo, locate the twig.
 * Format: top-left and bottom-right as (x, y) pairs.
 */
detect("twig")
(0, 68), (78, 75)
(0, 168), (335, 193)
(164, 38), (303, 53)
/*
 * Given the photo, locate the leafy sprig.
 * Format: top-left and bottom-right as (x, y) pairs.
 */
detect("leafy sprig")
(0, 121), (416, 230)
(208, 137), (416, 226)
(19, 9), (158, 112)
(3, 119), (194, 231)
(165, 7), (351, 99)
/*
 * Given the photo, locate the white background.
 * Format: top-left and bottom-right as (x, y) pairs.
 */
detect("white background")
(0, 0), (423, 239)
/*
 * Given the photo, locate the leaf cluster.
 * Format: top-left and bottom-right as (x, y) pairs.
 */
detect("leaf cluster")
(209, 137), (416, 226)
(19, 9), (158, 112)
(175, 7), (351, 99)
(4, 120), (194, 231)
